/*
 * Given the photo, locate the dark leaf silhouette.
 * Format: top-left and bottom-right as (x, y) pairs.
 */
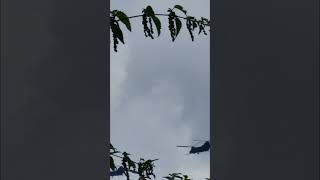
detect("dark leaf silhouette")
(111, 22), (124, 44)
(163, 176), (173, 180)
(151, 15), (161, 36)
(110, 156), (116, 171)
(175, 17), (182, 38)
(144, 5), (155, 16)
(109, 144), (201, 180)
(174, 5), (187, 15)
(116, 11), (131, 31)
(192, 20), (197, 30)
(109, 5), (211, 51)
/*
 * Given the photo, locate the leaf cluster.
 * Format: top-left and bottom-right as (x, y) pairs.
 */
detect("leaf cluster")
(163, 173), (192, 180)
(136, 158), (157, 180)
(142, 6), (161, 39)
(109, 144), (211, 180)
(110, 144), (157, 180)
(110, 10), (130, 52)
(109, 5), (210, 52)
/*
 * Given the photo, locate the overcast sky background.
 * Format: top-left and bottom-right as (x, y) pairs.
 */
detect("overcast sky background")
(110, 1), (210, 179)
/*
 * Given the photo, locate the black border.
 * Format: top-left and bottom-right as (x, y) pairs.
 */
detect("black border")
(211, 0), (319, 179)
(1, 0), (109, 179)
(1, 0), (319, 179)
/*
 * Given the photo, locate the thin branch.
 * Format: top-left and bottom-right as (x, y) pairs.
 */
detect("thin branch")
(110, 153), (158, 165)
(125, 13), (185, 20)
(113, 13), (210, 26)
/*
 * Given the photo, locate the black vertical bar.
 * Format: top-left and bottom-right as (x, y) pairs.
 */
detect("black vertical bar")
(1, 0), (109, 179)
(210, 1), (216, 179)
(106, 0), (110, 179)
(211, 0), (319, 180)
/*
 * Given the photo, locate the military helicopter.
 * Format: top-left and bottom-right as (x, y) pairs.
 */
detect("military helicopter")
(176, 140), (210, 154)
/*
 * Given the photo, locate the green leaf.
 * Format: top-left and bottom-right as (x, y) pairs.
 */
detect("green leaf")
(111, 23), (124, 44)
(170, 173), (182, 176)
(110, 10), (118, 16)
(110, 150), (120, 155)
(192, 20), (198, 29)
(116, 11), (131, 31)
(110, 143), (115, 150)
(199, 26), (203, 34)
(174, 5), (187, 15)
(128, 160), (136, 170)
(175, 17), (182, 38)
(201, 17), (209, 23)
(151, 15), (161, 36)
(110, 157), (116, 171)
(144, 6), (155, 16)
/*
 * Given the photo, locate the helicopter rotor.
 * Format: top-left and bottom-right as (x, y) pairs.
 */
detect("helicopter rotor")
(176, 145), (192, 148)
(192, 139), (207, 142)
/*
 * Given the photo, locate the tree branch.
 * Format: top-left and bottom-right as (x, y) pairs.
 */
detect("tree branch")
(114, 13), (210, 26)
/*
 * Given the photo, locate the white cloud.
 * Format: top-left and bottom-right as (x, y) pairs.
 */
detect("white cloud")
(110, 41), (131, 112)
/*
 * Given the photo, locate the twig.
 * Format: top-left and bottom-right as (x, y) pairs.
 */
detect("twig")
(110, 153), (159, 165)
(113, 13), (210, 26)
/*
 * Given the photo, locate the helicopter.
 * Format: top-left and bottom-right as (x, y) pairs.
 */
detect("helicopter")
(176, 140), (210, 154)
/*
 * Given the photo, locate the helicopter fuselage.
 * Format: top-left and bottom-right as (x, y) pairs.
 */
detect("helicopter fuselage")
(189, 141), (210, 154)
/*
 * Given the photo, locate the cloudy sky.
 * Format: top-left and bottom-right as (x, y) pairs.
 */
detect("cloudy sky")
(110, 1), (210, 179)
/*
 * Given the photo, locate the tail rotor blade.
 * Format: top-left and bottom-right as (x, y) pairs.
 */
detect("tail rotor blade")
(192, 139), (206, 142)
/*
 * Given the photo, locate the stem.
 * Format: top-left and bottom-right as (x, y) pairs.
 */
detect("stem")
(110, 153), (158, 165)
(114, 13), (210, 26)
(111, 153), (125, 159)
(126, 13), (185, 20)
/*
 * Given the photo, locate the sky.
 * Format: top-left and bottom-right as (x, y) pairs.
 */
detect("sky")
(110, 1), (210, 179)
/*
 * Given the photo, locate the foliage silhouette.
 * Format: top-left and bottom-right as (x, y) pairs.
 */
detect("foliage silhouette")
(109, 5), (210, 52)
(110, 144), (210, 180)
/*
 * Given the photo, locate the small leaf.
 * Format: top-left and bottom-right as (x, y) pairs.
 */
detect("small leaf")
(174, 5), (187, 15)
(144, 6), (155, 16)
(175, 17), (182, 38)
(111, 23), (124, 44)
(110, 150), (120, 155)
(110, 143), (115, 150)
(110, 157), (116, 171)
(201, 17), (209, 24)
(110, 10), (117, 16)
(116, 11), (131, 31)
(199, 26), (203, 34)
(192, 20), (198, 29)
(151, 15), (161, 36)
